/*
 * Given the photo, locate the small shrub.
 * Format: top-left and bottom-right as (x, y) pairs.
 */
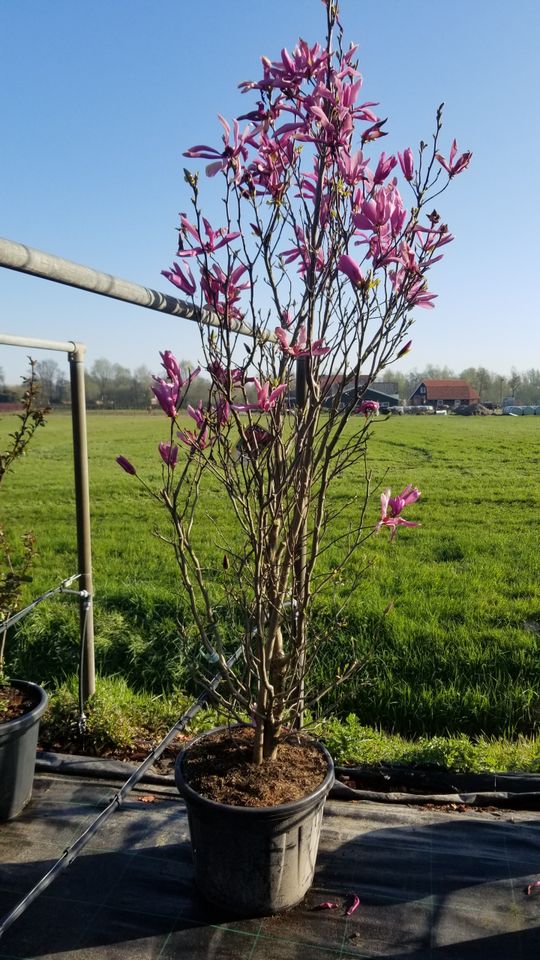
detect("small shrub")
(42, 674), (226, 755)
(402, 735), (478, 772)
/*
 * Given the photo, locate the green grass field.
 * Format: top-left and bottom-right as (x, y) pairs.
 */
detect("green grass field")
(2, 410), (539, 740)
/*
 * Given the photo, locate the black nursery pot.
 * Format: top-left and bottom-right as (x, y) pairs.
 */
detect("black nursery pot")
(0, 679), (48, 821)
(175, 726), (335, 916)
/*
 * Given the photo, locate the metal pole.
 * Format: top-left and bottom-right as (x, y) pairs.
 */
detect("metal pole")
(0, 333), (78, 353)
(0, 333), (96, 702)
(68, 344), (95, 700)
(0, 233), (278, 697)
(295, 356), (308, 410)
(294, 356), (308, 727)
(0, 236), (272, 339)
(0, 646), (243, 941)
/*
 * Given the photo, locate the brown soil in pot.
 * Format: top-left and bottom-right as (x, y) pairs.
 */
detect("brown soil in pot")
(0, 684), (39, 724)
(182, 726), (328, 807)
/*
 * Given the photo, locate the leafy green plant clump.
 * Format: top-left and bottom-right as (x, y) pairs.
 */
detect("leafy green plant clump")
(315, 713), (540, 773)
(41, 678), (540, 774)
(41, 675), (223, 755)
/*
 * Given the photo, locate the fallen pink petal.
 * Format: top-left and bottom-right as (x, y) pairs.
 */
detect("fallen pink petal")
(345, 893), (360, 916)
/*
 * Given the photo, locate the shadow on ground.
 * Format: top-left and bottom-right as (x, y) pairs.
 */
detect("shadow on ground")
(0, 775), (539, 959)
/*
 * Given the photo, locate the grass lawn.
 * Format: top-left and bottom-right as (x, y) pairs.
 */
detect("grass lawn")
(1, 410), (539, 740)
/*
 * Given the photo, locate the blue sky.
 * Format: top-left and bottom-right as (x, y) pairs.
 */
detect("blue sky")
(1, 0), (539, 384)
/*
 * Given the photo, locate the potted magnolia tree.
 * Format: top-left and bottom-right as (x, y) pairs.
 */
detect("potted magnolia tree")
(0, 361), (49, 820)
(118, 1), (469, 914)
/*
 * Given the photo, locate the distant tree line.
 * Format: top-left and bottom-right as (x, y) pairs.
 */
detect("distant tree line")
(0, 358), (211, 409)
(1, 360), (539, 407)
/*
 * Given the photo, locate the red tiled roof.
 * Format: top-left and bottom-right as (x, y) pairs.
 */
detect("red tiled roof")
(416, 380), (480, 401)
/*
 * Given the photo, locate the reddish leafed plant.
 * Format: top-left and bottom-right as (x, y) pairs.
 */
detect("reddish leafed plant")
(0, 360), (49, 681)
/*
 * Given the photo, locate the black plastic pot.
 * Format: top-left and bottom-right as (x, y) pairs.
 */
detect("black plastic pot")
(175, 726), (334, 915)
(0, 679), (48, 821)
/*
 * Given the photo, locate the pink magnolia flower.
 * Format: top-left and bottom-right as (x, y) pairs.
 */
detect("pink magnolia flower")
(297, 172), (331, 227)
(354, 182), (405, 233)
(232, 379), (287, 412)
(151, 379), (181, 418)
(281, 226), (325, 276)
(338, 254), (365, 286)
(396, 339), (413, 360)
(236, 424), (273, 459)
(240, 40), (328, 94)
(376, 485), (421, 540)
(299, 73), (378, 150)
(356, 399), (379, 417)
(116, 455), (136, 476)
(177, 426), (211, 450)
(414, 224), (454, 254)
(207, 361), (245, 387)
(158, 442), (178, 468)
(187, 400), (205, 429)
(398, 148), (414, 181)
(274, 324), (330, 358)
(161, 261), (197, 296)
(362, 118), (388, 144)
(216, 398), (231, 427)
(336, 43), (360, 81)
(435, 139), (472, 177)
(390, 269), (437, 309)
(337, 148), (370, 186)
(359, 226), (402, 270)
(407, 279), (437, 309)
(248, 130), (298, 199)
(160, 351), (182, 381)
(411, 290), (437, 309)
(398, 241), (420, 274)
(200, 263), (250, 313)
(177, 215), (241, 258)
(184, 115), (253, 183)
(159, 354), (201, 388)
(152, 361), (200, 417)
(237, 97), (285, 126)
(299, 78), (360, 149)
(373, 152), (397, 185)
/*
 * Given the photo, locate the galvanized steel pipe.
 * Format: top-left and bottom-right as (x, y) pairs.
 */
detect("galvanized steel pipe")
(69, 345), (95, 700)
(0, 236), (269, 338)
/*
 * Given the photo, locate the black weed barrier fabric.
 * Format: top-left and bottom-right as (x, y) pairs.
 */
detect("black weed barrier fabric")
(36, 751), (540, 809)
(2, 772), (540, 959)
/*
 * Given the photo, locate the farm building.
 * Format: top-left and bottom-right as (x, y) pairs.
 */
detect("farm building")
(409, 379), (480, 409)
(319, 374), (400, 408)
(341, 383), (400, 409)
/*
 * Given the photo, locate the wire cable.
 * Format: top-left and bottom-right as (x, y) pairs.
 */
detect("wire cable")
(0, 645), (243, 941)
(0, 574), (82, 633)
